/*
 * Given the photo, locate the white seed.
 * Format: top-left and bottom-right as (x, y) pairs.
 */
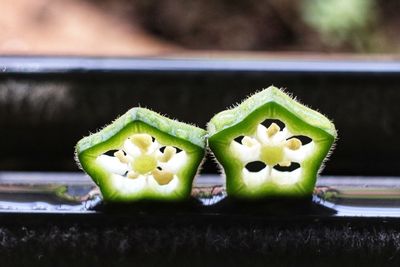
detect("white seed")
(241, 167), (269, 187)
(279, 161), (291, 167)
(230, 140), (260, 164)
(110, 174), (146, 194)
(123, 139), (141, 157)
(285, 142), (315, 163)
(96, 155), (128, 176)
(271, 167), (302, 185)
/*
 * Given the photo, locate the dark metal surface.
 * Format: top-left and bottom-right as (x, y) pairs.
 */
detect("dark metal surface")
(0, 171), (399, 266)
(0, 172), (400, 219)
(1, 56), (399, 176)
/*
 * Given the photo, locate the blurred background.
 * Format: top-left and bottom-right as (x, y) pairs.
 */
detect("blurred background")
(1, 0), (399, 56)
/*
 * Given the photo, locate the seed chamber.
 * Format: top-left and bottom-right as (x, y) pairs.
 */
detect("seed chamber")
(230, 120), (315, 187)
(96, 133), (187, 195)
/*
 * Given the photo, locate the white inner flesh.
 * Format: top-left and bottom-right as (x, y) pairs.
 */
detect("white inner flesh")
(95, 133), (188, 195)
(230, 123), (315, 188)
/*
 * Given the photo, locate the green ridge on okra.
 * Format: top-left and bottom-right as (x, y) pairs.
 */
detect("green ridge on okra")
(76, 107), (207, 202)
(207, 86), (337, 199)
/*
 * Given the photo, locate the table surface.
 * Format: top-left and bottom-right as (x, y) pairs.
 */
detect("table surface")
(0, 172), (400, 220)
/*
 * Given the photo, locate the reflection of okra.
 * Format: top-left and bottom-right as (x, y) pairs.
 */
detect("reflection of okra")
(208, 86), (337, 199)
(75, 108), (206, 202)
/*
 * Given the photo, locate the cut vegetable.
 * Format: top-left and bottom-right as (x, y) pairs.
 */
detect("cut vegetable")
(75, 108), (207, 202)
(207, 86), (337, 199)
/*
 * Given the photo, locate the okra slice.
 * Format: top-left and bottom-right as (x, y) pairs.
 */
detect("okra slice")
(75, 108), (206, 202)
(208, 86), (337, 199)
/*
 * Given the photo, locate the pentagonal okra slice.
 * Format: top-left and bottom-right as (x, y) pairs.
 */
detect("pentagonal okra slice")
(207, 86), (337, 199)
(75, 108), (206, 202)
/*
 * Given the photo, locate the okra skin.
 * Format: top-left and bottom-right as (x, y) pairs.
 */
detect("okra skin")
(208, 86), (337, 199)
(76, 108), (206, 202)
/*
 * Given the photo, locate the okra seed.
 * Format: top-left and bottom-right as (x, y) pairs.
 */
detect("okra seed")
(286, 138), (302, 150)
(267, 123), (280, 137)
(242, 136), (256, 147)
(152, 169), (174, 185)
(127, 171), (139, 179)
(114, 150), (129, 163)
(99, 132), (186, 188)
(231, 123), (311, 175)
(278, 161), (291, 167)
(130, 134), (153, 151)
(159, 146), (176, 162)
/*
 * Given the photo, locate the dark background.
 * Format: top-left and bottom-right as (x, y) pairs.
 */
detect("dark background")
(1, 57), (399, 176)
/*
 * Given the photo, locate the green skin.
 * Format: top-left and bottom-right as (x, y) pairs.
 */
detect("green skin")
(208, 86), (337, 199)
(76, 108), (206, 202)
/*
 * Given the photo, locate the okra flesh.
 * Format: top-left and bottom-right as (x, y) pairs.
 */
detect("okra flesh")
(76, 108), (206, 202)
(208, 87), (336, 199)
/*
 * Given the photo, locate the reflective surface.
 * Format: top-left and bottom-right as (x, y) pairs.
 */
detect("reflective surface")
(316, 176), (400, 217)
(1, 172), (400, 217)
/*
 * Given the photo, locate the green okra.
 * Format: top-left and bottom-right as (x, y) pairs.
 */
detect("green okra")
(75, 107), (206, 202)
(207, 86), (337, 199)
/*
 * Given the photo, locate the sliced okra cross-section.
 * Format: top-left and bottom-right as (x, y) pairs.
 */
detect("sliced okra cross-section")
(75, 108), (207, 202)
(207, 86), (337, 199)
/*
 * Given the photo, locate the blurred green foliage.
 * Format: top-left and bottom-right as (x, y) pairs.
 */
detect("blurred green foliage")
(301, 0), (385, 52)
(96, 0), (397, 53)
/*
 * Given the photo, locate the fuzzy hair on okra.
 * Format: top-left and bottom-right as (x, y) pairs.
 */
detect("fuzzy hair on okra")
(75, 107), (207, 202)
(207, 86), (337, 199)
